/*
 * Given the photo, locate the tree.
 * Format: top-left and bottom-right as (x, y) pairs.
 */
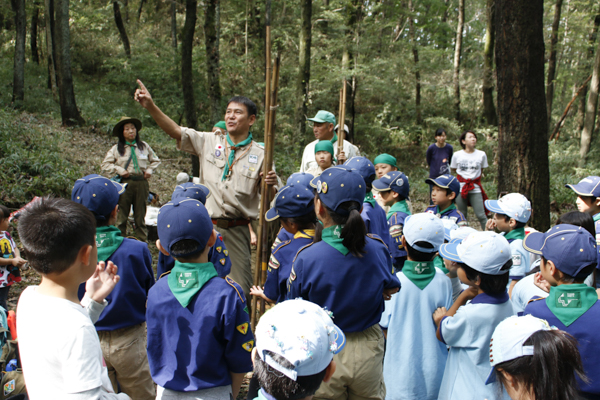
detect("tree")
(545, 0), (563, 127)
(577, 11), (600, 131)
(113, 0), (131, 58)
(54, 0), (85, 125)
(181, 0), (199, 176)
(11, 0), (26, 106)
(205, 0), (222, 125)
(579, 32), (600, 166)
(294, 0), (311, 144)
(31, 2), (40, 64)
(495, 0), (550, 231)
(408, 0), (422, 126)
(44, 0), (58, 100)
(453, 0), (464, 122)
(482, 0), (497, 125)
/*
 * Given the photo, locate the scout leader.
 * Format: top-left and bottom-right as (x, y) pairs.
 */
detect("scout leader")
(134, 79), (278, 299)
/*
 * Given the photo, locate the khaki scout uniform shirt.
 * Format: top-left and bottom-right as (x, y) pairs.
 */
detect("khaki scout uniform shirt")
(178, 128), (263, 220)
(101, 141), (161, 176)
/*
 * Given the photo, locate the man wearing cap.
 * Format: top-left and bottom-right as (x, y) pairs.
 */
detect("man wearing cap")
(134, 80), (278, 299)
(300, 110), (360, 172)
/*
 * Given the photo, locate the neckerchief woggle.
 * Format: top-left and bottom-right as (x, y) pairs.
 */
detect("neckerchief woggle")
(168, 261), (218, 307)
(125, 140), (140, 173)
(387, 200), (411, 220)
(222, 133), (253, 181)
(322, 225), (349, 255)
(545, 284), (598, 327)
(96, 226), (124, 262)
(403, 260), (437, 290)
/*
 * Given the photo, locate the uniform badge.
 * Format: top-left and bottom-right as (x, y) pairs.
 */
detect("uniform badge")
(215, 144), (224, 158)
(237, 323), (249, 335)
(321, 182), (328, 194)
(289, 266), (296, 281)
(268, 254), (280, 270)
(512, 254), (522, 266)
(242, 340), (254, 352)
(389, 224), (403, 238)
(556, 292), (581, 308)
(3, 380), (14, 396)
(177, 271), (198, 288)
(249, 154), (258, 164)
(216, 246), (222, 253)
(243, 306), (249, 314)
(220, 258), (226, 265)
(317, 180), (322, 193)
(224, 249), (228, 256)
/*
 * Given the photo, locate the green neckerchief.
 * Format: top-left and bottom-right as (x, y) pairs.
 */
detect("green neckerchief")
(125, 140), (140, 173)
(437, 203), (456, 216)
(387, 200), (411, 220)
(504, 227), (526, 242)
(96, 226), (124, 262)
(434, 255), (448, 274)
(222, 133), (253, 181)
(322, 225), (349, 255)
(330, 133), (338, 144)
(546, 284), (598, 327)
(403, 260), (436, 290)
(594, 213), (600, 222)
(168, 261), (218, 308)
(364, 192), (377, 208)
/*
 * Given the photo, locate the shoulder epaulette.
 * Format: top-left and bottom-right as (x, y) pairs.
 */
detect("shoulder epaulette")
(367, 233), (389, 250)
(126, 235), (142, 242)
(272, 239), (292, 255)
(292, 242), (315, 263)
(158, 270), (171, 280)
(527, 296), (546, 305)
(225, 276), (245, 303)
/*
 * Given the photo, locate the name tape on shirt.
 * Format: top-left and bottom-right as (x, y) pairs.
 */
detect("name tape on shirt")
(249, 154), (258, 164)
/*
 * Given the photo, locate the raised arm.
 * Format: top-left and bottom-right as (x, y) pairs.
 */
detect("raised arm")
(134, 79), (182, 140)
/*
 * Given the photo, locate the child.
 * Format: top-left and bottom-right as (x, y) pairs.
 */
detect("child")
(426, 128), (453, 180)
(287, 166), (400, 400)
(372, 171), (411, 270)
(250, 183), (316, 303)
(345, 156), (392, 248)
(147, 198), (254, 399)
(424, 174), (467, 226)
(486, 315), (586, 400)
(156, 182), (231, 279)
(522, 224), (600, 398)
(0, 205), (26, 311)
(485, 193), (532, 295)
(373, 153), (398, 179)
(434, 231), (514, 400)
(72, 174), (156, 399)
(252, 299), (343, 400)
(380, 213), (452, 400)
(16, 197), (129, 399)
(306, 140), (335, 177)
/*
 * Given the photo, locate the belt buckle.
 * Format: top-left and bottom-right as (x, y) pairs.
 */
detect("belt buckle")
(216, 219), (229, 229)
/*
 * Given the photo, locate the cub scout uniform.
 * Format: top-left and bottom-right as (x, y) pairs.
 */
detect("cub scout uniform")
(502, 228), (530, 282)
(387, 203), (411, 270)
(272, 227), (294, 251)
(424, 204), (467, 226)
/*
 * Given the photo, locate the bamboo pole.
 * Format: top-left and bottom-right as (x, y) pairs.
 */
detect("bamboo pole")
(337, 79), (347, 165)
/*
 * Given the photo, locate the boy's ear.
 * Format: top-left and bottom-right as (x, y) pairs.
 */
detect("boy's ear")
(595, 198), (600, 207)
(207, 229), (218, 248)
(401, 236), (407, 249)
(546, 259), (564, 281)
(448, 191), (456, 201)
(156, 239), (170, 256)
(79, 244), (93, 266)
(508, 218), (517, 229)
(323, 360), (336, 383)
(110, 205), (119, 220)
(392, 191), (400, 199)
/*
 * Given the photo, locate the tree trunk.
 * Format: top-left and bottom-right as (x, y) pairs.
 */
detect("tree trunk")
(31, 3), (40, 64)
(577, 12), (600, 131)
(113, 1), (131, 58)
(294, 0), (311, 145)
(546, 0), (563, 127)
(54, 0), (85, 126)
(579, 35), (600, 167)
(482, 0), (497, 125)
(171, 0), (177, 52)
(453, 0), (464, 122)
(11, 0), (26, 106)
(408, 0), (421, 126)
(182, 0), (199, 176)
(205, 0), (222, 126)
(137, 0), (145, 21)
(44, 0), (58, 99)
(495, 0), (550, 231)
(123, 0), (129, 22)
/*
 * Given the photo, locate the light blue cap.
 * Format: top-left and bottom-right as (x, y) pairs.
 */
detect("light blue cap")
(439, 231), (511, 275)
(403, 213), (445, 253)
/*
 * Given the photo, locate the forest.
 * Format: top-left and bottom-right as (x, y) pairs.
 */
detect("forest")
(1, 0), (600, 231)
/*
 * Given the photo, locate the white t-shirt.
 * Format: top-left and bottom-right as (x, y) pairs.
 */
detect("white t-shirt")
(299, 139), (360, 172)
(450, 149), (488, 193)
(17, 287), (129, 400)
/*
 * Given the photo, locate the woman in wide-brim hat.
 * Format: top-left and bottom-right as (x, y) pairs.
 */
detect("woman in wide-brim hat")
(101, 116), (161, 242)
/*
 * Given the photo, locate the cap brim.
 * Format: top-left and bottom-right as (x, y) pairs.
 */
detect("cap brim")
(111, 180), (126, 195)
(522, 231), (545, 255)
(265, 207), (280, 222)
(307, 117), (326, 123)
(485, 367), (497, 385)
(425, 178), (448, 188)
(372, 180), (391, 191)
(309, 175), (320, 189)
(331, 325), (346, 354)
(439, 242), (462, 262)
(484, 200), (505, 215)
(565, 183), (593, 197)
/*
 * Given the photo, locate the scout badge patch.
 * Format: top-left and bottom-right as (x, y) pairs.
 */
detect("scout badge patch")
(215, 144), (224, 157)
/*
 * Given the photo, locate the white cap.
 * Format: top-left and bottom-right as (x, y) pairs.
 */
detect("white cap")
(439, 231), (512, 275)
(450, 226), (478, 241)
(176, 172), (190, 185)
(403, 213), (445, 253)
(334, 124), (349, 134)
(485, 193), (532, 223)
(255, 299), (345, 381)
(485, 315), (554, 384)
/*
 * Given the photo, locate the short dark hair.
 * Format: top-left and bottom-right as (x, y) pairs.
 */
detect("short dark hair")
(497, 213), (527, 229)
(541, 256), (596, 283)
(0, 205), (10, 222)
(556, 211), (595, 237)
(435, 128), (446, 137)
(405, 241), (436, 262)
(254, 351), (328, 400)
(280, 207), (317, 231)
(17, 197), (96, 275)
(459, 130), (477, 149)
(170, 239), (203, 260)
(227, 96), (257, 117)
(459, 260), (511, 295)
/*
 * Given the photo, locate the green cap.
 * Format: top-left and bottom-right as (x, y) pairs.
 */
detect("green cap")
(374, 153), (397, 167)
(315, 140), (335, 157)
(214, 121), (227, 130)
(307, 110), (336, 125)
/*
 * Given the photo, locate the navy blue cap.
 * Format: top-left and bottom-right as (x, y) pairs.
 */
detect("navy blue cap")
(72, 174), (125, 220)
(266, 184), (315, 221)
(565, 176), (600, 197)
(425, 174), (460, 196)
(344, 156), (376, 186)
(157, 199), (214, 257)
(523, 224), (598, 277)
(286, 172), (315, 189)
(310, 166), (366, 215)
(372, 171), (409, 198)
(172, 182), (211, 205)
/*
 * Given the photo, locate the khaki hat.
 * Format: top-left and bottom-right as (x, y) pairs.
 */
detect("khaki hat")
(112, 116), (142, 137)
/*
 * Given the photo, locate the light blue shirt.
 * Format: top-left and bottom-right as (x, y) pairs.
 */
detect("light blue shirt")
(508, 238), (530, 280)
(438, 292), (514, 400)
(511, 274), (548, 313)
(380, 270), (452, 400)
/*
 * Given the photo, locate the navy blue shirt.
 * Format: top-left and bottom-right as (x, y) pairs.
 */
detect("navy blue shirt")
(425, 205), (467, 226)
(362, 202), (393, 254)
(288, 235), (400, 332)
(146, 275), (254, 391)
(78, 238), (154, 331)
(426, 143), (453, 179)
(388, 211), (410, 270)
(156, 231), (231, 279)
(271, 227), (294, 251)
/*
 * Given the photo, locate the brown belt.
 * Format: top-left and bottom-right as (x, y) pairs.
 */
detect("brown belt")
(212, 218), (251, 229)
